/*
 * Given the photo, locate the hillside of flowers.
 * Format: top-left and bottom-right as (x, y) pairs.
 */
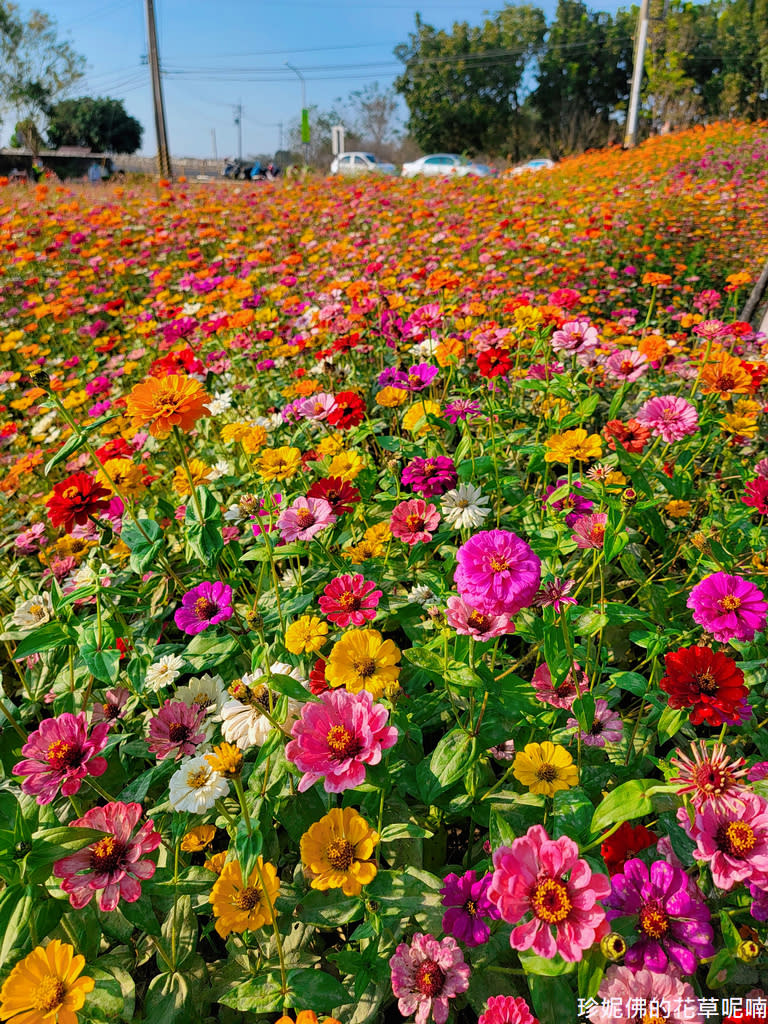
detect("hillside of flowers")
(2, 119), (768, 1024)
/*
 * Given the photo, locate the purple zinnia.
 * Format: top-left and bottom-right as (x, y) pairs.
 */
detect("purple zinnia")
(443, 398), (481, 423)
(454, 529), (541, 617)
(543, 478), (593, 526)
(566, 698), (623, 747)
(147, 700), (206, 761)
(605, 858), (715, 974)
(440, 870), (500, 947)
(401, 456), (458, 498)
(174, 580), (233, 635)
(687, 571), (768, 643)
(392, 363), (439, 392)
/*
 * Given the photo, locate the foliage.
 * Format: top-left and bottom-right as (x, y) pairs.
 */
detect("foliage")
(46, 96), (143, 154)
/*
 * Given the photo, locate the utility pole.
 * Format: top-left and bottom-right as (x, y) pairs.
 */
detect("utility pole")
(624, 0), (650, 149)
(233, 102), (242, 162)
(286, 62), (309, 165)
(278, 121), (283, 154)
(144, 0), (172, 178)
(211, 128), (217, 160)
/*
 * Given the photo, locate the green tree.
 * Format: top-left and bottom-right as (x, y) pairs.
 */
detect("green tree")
(347, 82), (401, 148)
(0, 3), (85, 150)
(531, 0), (634, 157)
(394, 8), (546, 155)
(46, 97), (143, 153)
(713, 0), (768, 120)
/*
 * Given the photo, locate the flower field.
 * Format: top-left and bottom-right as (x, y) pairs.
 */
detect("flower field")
(2, 120), (768, 1024)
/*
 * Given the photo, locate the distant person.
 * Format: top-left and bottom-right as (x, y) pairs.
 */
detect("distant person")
(30, 161), (44, 183)
(88, 161), (102, 184)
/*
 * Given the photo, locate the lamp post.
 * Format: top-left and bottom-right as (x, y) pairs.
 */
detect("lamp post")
(285, 62), (309, 166)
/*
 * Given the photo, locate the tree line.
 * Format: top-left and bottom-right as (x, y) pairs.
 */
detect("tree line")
(393, 0), (768, 160)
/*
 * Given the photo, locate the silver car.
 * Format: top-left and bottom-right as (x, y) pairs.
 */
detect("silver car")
(401, 154), (492, 178)
(330, 152), (397, 175)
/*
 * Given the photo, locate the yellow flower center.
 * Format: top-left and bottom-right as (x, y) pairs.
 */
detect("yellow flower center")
(719, 594), (741, 612)
(28, 603), (43, 616)
(234, 886), (261, 910)
(186, 767), (210, 790)
(46, 739), (79, 769)
(468, 610), (491, 630)
(33, 976), (66, 1013)
(326, 838), (355, 870)
(489, 556), (509, 572)
(414, 960), (445, 997)
(643, 1016), (666, 1024)
(463, 898), (478, 917)
(194, 597), (217, 620)
(326, 725), (359, 758)
(530, 878), (572, 923)
(295, 508), (315, 528)
(337, 591), (360, 611)
(91, 835), (126, 873)
(405, 513), (426, 531)
(639, 899), (669, 939)
(724, 821), (757, 856)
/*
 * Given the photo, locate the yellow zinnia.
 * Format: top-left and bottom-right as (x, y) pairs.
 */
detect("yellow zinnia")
(256, 446), (302, 481)
(172, 457), (211, 495)
(300, 807), (379, 896)
(402, 399), (442, 436)
(326, 450), (365, 481)
(513, 741), (578, 796)
(375, 386), (408, 408)
(180, 824), (217, 852)
(209, 857), (280, 938)
(285, 615), (328, 655)
(544, 428), (603, 463)
(325, 628), (400, 699)
(0, 939), (95, 1024)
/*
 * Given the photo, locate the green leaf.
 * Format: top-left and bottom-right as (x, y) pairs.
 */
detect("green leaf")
(13, 623), (72, 659)
(121, 897), (162, 937)
(43, 413), (118, 475)
(590, 779), (657, 835)
(183, 632), (239, 671)
(287, 968), (350, 1013)
(577, 946), (605, 1000)
(527, 974), (575, 1024)
(219, 974), (284, 1013)
(26, 826), (110, 875)
(160, 895), (197, 969)
(185, 487), (223, 564)
(0, 886), (33, 965)
(604, 530), (629, 563)
(552, 787), (594, 841)
(417, 729), (478, 802)
(81, 646), (122, 684)
(297, 889), (364, 927)
(121, 519), (164, 575)
(379, 823), (434, 842)
(608, 671), (648, 696)
(268, 672), (315, 703)
(518, 949), (576, 976)
(144, 971), (191, 1024)
(573, 610), (608, 637)
(657, 704), (687, 744)
(84, 966), (125, 1020)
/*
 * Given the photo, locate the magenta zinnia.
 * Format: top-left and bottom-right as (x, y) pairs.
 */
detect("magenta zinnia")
(687, 571), (767, 643)
(318, 573), (382, 628)
(677, 792), (768, 891)
(174, 580), (233, 635)
(488, 824), (610, 962)
(53, 801), (161, 911)
(285, 688), (398, 793)
(454, 529), (541, 617)
(14, 712), (110, 805)
(389, 932), (470, 1024)
(147, 699), (207, 761)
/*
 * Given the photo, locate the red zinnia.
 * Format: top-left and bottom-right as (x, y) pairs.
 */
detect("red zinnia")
(601, 821), (658, 876)
(306, 476), (361, 515)
(46, 472), (112, 533)
(603, 418), (652, 454)
(327, 391), (367, 429)
(477, 347), (512, 379)
(659, 645), (749, 726)
(309, 658), (330, 695)
(743, 478), (768, 515)
(149, 347), (204, 377)
(94, 438), (133, 463)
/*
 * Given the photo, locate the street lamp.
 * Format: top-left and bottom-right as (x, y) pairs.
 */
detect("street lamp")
(285, 61), (309, 166)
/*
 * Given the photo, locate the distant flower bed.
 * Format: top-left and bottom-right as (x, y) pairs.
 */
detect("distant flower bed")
(1, 120), (768, 1024)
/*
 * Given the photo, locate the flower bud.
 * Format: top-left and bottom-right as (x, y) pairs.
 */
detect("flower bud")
(738, 939), (760, 962)
(600, 933), (627, 961)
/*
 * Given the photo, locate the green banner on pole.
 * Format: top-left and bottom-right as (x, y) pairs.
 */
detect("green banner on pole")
(301, 109), (310, 144)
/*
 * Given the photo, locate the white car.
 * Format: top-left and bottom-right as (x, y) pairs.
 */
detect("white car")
(508, 158), (556, 176)
(401, 154), (493, 178)
(330, 152), (397, 175)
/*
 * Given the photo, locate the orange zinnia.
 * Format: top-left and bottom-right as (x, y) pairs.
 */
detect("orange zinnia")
(700, 352), (752, 399)
(125, 374), (209, 438)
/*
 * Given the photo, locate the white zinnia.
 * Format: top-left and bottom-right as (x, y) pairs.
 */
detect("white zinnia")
(221, 662), (304, 750)
(169, 756), (228, 813)
(12, 593), (53, 629)
(145, 653), (186, 692)
(409, 585), (436, 607)
(175, 674), (227, 718)
(440, 483), (491, 530)
(205, 391), (233, 416)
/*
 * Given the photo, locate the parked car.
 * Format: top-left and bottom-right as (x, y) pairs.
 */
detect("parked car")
(401, 154), (494, 178)
(507, 158), (556, 176)
(330, 152), (397, 175)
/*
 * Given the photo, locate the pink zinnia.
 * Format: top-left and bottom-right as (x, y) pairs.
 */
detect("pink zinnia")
(677, 792), (768, 891)
(445, 595), (513, 638)
(454, 529), (541, 617)
(174, 580), (233, 635)
(635, 395), (699, 443)
(299, 392), (336, 421)
(687, 571), (767, 643)
(390, 498), (440, 546)
(567, 698), (623, 747)
(479, 995), (539, 1024)
(53, 801), (161, 911)
(550, 319), (599, 354)
(389, 933), (470, 1024)
(285, 688), (398, 793)
(488, 824), (611, 962)
(276, 496), (337, 542)
(530, 662), (587, 710)
(147, 700), (206, 761)
(571, 512), (607, 549)
(604, 348), (648, 382)
(318, 573), (382, 627)
(14, 712), (110, 805)
(588, 965), (703, 1023)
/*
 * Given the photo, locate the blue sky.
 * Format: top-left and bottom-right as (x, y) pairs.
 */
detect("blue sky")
(7, 0), (626, 159)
